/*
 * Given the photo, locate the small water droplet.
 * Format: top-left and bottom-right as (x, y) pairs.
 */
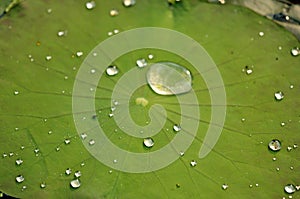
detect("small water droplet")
(241, 118), (246, 122)
(259, 31), (264, 37)
(291, 47), (299, 57)
(274, 91), (284, 101)
(22, 185), (27, 191)
(16, 159), (23, 165)
(113, 29), (119, 34)
(80, 133), (87, 140)
(222, 184), (229, 190)
(89, 139), (95, 146)
(74, 171), (81, 178)
(14, 90), (19, 95)
(47, 8), (52, 14)
(293, 144), (298, 149)
(284, 184), (296, 194)
(295, 185), (300, 191)
(40, 183), (46, 189)
(109, 9), (119, 16)
(90, 69), (96, 74)
(148, 54), (154, 60)
(15, 127), (19, 131)
(106, 65), (119, 76)
(56, 147), (60, 152)
(278, 46), (282, 50)
(173, 124), (181, 132)
(136, 58), (147, 68)
(76, 51), (83, 57)
(2, 153), (7, 158)
(34, 148), (40, 154)
(268, 139), (281, 152)
(16, 175), (24, 183)
(179, 151), (184, 156)
(244, 66), (253, 75)
(147, 62), (192, 95)
(272, 157), (277, 161)
(70, 179), (81, 189)
(290, 166), (294, 170)
(287, 146), (292, 151)
(64, 139), (71, 145)
(86, 1), (96, 10)
(113, 159), (118, 164)
(290, 84), (294, 89)
(176, 183), (181, 188)
(65, 168), (72, 175)
(108, 112), (114, 117)
(108, 31), (113, 36)
(276, 167), (280, 171)
(57, 30), (66, 37)
(280, 122), (286, 127)
(9, 152), (14, 157)
(81, 162), (85, 167)
(249, 184), (253, 188)
(111, 106), (116, 112)
(143, 137), (154, 148)
(190, 160), (197, 167)
(255, 183), (259, 187)
(123, 0), (136, 7)
(108, 170), (113, 174)
(45, 55), (52, 61)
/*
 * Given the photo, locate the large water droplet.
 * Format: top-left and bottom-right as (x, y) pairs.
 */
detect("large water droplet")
(16, 175), (24, 183)
(74, 171), (81, 178)
(146, 62), (192, 95)
(190, 160), (197, 167)
(106, 65), (119, 76)
(274, 91), (284, 101)
(143, 137), (154, 148)
(284, 184), (296, 194)
(16, 159), (23, 166)
(268, 139), (281, 151)
(70, 179), (81, 189)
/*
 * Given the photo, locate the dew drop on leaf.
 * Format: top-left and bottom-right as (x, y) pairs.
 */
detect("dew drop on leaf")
(146, 62), (192, 95)
(268, 139), (281, 152)
(284, 184), (296, 194)
(89, 139), (95, 146)
(136, 58), (147, 68)
(70, 179), (81, 189)
(74, 171), (81, 178)
(173, 124), (181, 132)
(109, 9), (119, 17)
(40, 183), (46, 189)
(15, 159), (23, 166)
(86, 1), (96, 10)
(190, 160), (197, 167)
(274, 91), (284, 101)
(143, 137), (154, 148)
(16, 175), (24, 183)
(106, 65), (119, 76)
(65, 168), (72, 175)
(222, 184), (229, 190)
(290, 47), (299, 57)
(123, 0), (136, 7)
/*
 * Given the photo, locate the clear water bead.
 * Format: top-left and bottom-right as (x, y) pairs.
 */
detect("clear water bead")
(74, 171), (81, 178)
(14, 90), (19, 95)
(173, 124), (181, 132)
(136, 58), (147, 68)
(106, 65), (119, 76)
(284, 184), (296, 194)
(123, 0), (136, 7)
(16, 159), (23, 165)
(291, 47), (299, 57)
(89, 139), (95, 146)
(76, 51), (83, 57)
(143, 137), (154, 148)
(16, 175), (24, 183)
(80, 133), (87, 140)
(40, 183), (46, 189)
(65, 168), (72, 175)
(287, 146), (292, 151)
(57, 30), (66, 37)
(179, 151), (185, 156)
(70, 179), (81, 189)
(259, 31), (264, 37)
(86, 1), (96, 10)
(274, 91), (284, 101)
(62, 138), (70, 145)
(110, 9), (119, 16)
(45, 55), (52, 61)
(190, 160), (197, 167)
(113, 29), (119, 34)
(146, 62), (192, 95)
(148, 54), (154, 60)
(222, 184), (229, 190)
(268, 139), (281, 151)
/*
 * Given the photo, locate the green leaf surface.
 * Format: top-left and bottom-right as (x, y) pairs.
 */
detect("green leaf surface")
(0, 0), (299, 198)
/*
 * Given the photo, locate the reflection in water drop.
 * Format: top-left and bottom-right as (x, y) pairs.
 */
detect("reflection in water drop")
(106, 65), (119, 76)
(16, 175), (24, 183)
(274, 91), (284, 101)
(268, 139), (281, 151)
(57, 30), (66, 37)
(80, 133), (87, 140)
(146, 62), (192, 95)
(76, 51), (83, 57)
(14, 90), (19, 95)
(89, 139), (95, 146)
(64, 139), (70, 145)
(143, 138), (154, 148)
(74, 171), (81, 178)
(70, 179), (81, 189)
(284, 184), (296, 194)
(45, 55), (52, 61)
(148, 54), (154, 60)
(179, 151), (184, 156)
(40, 183), (46, 189)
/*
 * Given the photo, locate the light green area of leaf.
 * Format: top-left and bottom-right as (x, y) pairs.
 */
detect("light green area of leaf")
(0, 0), (299, 198)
